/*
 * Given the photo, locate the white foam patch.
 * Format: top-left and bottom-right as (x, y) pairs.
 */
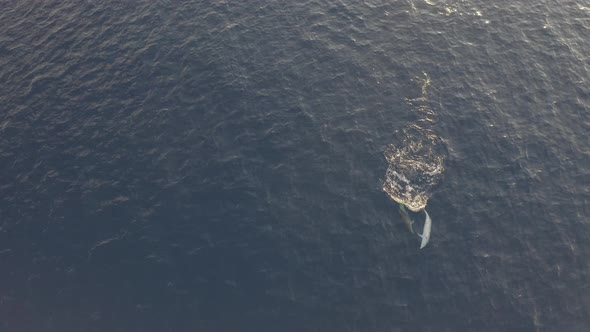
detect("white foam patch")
(383, 74), (446, 212)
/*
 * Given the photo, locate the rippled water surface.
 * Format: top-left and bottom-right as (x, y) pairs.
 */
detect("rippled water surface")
(1, 1), (589, 331)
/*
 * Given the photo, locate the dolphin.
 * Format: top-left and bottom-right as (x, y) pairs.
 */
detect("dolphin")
(417, 209), (432, 249)
(398, 204), (415, 234)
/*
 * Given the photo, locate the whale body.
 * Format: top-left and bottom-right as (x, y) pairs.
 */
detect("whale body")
(398, 204), (415, 234)
(417, 210), (432, 249)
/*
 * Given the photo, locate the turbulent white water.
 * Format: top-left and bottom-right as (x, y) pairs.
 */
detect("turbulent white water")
(383, 74), (446, 212)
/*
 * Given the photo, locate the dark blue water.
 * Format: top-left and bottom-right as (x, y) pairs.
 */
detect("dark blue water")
(1, 1), (589, 331)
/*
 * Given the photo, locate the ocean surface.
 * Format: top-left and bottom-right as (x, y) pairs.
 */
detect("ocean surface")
(1, 0), (589, 331)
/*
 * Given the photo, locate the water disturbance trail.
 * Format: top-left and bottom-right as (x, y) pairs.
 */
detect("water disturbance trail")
(383, 74), (447, 246)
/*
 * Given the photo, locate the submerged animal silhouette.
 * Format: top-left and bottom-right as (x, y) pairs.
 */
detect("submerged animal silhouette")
(398, 204), (415, 234)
